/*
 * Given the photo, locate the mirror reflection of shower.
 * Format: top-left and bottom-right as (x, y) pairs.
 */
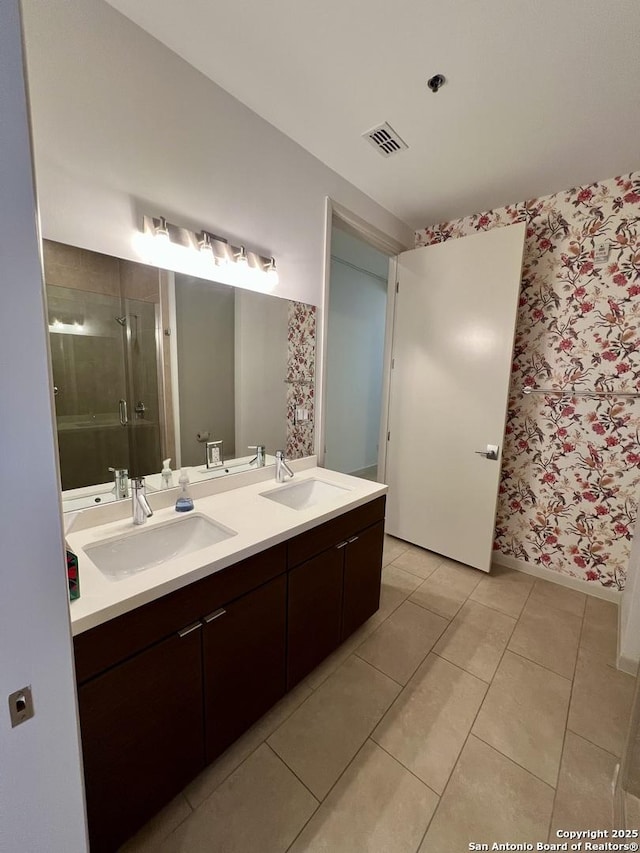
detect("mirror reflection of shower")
(115, 313), (140, 349)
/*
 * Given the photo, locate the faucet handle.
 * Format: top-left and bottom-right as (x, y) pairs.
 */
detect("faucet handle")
(109, 467), (129, 500)
(249, 445), (266, 467)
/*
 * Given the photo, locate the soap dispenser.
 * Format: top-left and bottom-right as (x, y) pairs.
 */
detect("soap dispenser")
(161, 458), (173, 489)
(175, 468), (194, 512)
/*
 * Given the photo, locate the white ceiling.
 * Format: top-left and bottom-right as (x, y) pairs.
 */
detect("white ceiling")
(106, 0), (640, 229)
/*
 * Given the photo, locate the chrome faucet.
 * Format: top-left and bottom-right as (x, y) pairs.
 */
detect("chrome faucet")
(109, 467), (129, 500)
(132, 477), (153, 525)
(249, 445), (266, 467)
(275, 450), (294, 483)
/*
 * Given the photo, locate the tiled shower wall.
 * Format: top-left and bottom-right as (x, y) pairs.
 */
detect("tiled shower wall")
(416, 173), (640, 590)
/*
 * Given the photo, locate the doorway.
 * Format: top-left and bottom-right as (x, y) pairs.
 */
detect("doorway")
(324, 223), (391, 481)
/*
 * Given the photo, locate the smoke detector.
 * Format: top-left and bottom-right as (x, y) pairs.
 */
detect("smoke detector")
(363, 122), (408, 158)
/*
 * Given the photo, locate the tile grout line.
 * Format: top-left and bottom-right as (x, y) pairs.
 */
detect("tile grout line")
(183, 686), (317, 812)
(404, 581), (531, 852)
(351, 650), (405, 688)
(545, 592), (588, 840)
(471, 730), (560, 791)
(465, 578), (577, 793)
(281, 729), (403, 851)
(265, 741), (322, 805)
(268, 654), (406, 836)
(386, 555), (445, 581)
(371, 738), (442, 798)
(354, 611), (450, 689)
(282, 738), (388, 852)
(564, 725), (622, 761)
(503, 647), (576, 684)
(412, 576), (540, 851)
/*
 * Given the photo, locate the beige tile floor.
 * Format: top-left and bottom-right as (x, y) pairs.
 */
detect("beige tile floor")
(121, 536), (636, 853)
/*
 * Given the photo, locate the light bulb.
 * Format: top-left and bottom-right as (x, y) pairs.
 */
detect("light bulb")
(198, 232), (215, 260)
(235, 245), (248, 267)
(154, 216), (170, 245)
(264, 257), (279, 287)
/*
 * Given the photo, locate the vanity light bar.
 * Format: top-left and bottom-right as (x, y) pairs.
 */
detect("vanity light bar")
(143, 215), (277, 279)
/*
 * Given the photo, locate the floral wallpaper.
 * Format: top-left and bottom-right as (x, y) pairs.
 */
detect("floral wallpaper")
(286, 300), (316, 458)
(416, 173), (640, 590)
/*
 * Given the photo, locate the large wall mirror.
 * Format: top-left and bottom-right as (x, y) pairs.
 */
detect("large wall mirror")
(43, 241), (316, 510)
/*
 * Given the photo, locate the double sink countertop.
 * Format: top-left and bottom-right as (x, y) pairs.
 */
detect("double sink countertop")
(67, 458), (387, 636)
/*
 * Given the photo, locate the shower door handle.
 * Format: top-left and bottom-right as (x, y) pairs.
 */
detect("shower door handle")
(118, 399), (129, 426)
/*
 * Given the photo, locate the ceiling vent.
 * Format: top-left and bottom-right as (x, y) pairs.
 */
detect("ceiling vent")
(363, 122), (408, 157)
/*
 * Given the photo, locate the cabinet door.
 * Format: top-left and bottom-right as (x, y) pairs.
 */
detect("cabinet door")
(78, 626), (204, 853)
(342, 521), (385, 640)
(287, 545), (344, 688)
(203, 574), (287, 763)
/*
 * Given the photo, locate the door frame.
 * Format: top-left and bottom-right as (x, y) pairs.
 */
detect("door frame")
(317, 198), (408, 471)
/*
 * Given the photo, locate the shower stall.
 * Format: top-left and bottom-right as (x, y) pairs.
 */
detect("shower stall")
(47, 270), (163, 490)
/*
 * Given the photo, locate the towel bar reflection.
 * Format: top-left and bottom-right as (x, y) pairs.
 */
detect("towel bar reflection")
(522, 387), (640, 399)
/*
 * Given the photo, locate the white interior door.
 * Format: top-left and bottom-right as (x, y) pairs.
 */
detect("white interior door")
(385, 223), (525, 572)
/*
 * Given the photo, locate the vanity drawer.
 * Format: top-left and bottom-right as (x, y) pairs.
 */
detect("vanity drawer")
(74, 542), (287, 683)
(287, 495), (385, 568)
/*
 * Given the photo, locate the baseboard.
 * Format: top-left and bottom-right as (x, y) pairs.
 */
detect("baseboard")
(616, 652), (639, 677)
(491, 552), (622, 603)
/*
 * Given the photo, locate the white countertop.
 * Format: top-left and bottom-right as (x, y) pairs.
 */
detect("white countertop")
(67, 464), (387, 636)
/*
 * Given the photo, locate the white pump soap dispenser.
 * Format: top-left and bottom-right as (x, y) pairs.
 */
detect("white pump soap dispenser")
(175, 468), (194, 512)
(161, 458), (173, 489)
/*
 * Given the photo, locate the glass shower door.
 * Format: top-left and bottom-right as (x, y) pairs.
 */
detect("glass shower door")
(48, 286), (132, 491)
(120, 295), (162, 481)
(48, 286), (162, 492)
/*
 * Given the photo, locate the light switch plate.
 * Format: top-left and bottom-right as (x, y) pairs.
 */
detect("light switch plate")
(9, 685), (34, 728)
(594, 240), (610, 264)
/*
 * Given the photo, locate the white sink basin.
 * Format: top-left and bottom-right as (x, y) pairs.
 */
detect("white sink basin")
(85, 514), (237, 581)
(260, 478), (350, 510)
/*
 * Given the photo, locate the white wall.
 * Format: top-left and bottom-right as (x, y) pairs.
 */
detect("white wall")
(20, 0), (412, 308)
(235, 290), (288, 456)
(324, 228), (389, 474)
(175, 277), (236, 465)
(0, 2), (87, 849)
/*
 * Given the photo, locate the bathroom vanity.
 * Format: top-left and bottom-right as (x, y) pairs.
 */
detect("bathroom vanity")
(68, 465), (386, 852)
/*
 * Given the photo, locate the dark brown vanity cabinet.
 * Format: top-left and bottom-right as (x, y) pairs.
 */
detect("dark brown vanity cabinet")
(287, 544), (345, 687)
(203, 573), (287, 763)
(74, 543), (287, 853)
(77, 627), (204, 853)
(73, 496), (385, 851)
(286, 497), (386, 688)
(341, 519), (385, 640)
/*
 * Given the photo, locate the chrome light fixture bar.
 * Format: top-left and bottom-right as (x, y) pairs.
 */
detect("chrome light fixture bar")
(142, 216), (277, 284)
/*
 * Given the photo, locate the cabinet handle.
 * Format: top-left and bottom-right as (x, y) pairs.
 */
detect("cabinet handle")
(347, 536), (359, 544)
(336, 541), (348, 550)
(203, 608), (226, 624)
(177, 621), (203, 638)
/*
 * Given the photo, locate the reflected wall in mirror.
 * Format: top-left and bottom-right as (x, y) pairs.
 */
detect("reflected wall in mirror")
(43, 240), (316, 504)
